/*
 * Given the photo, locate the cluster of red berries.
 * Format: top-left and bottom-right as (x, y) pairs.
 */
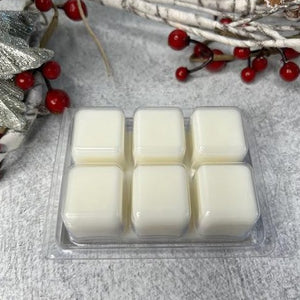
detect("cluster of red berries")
(234, 46), (299, 83)
(35, 0), (88, 21)
(15, 61), (70, 114)
(168, 23), (300, 83)
(12, 0), (90, 113)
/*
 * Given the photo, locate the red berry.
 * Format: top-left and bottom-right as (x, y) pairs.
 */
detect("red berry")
(234, 47), (251, 59)
(42, 61), (61, 80)
(168, 29), (190, 51)
(15, 72), (35, 90)
(220, 17), (232, 24)
(206, 49), (226, 72)
(252, 56), (268, 72)
(63, 0), (88, 21)
(193, 43), (212, 59)
(175, 67), (189, 81)
(280, 61), (300, 82)
(45, 89), (70, 113)
(241, 67), (256, 83)
(283, 48), (300, 60)
(35, 0), (53, 11)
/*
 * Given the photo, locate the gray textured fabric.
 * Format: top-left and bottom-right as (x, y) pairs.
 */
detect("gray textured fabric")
(0, 1), (299, 299)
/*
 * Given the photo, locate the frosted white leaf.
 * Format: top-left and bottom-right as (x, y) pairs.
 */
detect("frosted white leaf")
(0, 30), (53, 79)
(0, 80), (27, 131)
(0, 11), (39, 41)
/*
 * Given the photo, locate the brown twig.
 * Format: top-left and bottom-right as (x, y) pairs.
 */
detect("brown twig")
(39, 3), (59, 48)
(76, 0), (112, 76)
(44, 76), (53, 91)
(190, 53), (235, 62)
(0, 127), (6, 136)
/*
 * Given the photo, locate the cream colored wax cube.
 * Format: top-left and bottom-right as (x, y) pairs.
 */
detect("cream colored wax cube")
(133, 108), (186, 164)
(71, 108), (125, 165)
(190, 107), (247, 166)
(194, 164), (259, 238)
(131, 165), (191, 237)
(62, 166), (124, 240)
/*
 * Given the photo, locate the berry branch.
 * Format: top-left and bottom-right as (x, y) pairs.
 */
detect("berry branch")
(168, 27), (300, 83)
(13, 0), (85, 114)
(89, 0), (300, 50)
(13, 0), (112, 115)
(39, 2), (59, 48)
(0, 1), (114, 168)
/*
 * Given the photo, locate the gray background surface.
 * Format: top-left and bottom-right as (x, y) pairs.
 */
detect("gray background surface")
(0, 0), (299, 299)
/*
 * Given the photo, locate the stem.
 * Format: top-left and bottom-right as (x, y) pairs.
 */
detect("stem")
(189, 56), (213, 73)
(190, 39), (212, 47)
(277, 48), (287, 63)
(247, 57), (251, 68)
(40, 4), (59, 48)
(76, 0), (112, 76)
(190, 53), (235, 62)
(44, 77), (52, 91)
(203, 40), (211, 45)
(0, 127), (6, 136)
(189, 38), (199, 44)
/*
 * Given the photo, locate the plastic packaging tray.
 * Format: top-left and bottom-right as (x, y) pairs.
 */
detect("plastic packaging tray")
(44, 106), (276, 259)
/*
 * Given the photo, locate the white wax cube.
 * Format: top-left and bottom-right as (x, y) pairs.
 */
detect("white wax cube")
(194, 164), (259, 238)
(62, 166), (124, 240)
(131, 165), (191, 237)
(190, 107), (247, 166)
(71, 109), (125, 165)
(133, 108), (186, 164)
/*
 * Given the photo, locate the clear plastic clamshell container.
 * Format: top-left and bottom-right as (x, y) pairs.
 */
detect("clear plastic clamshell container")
(44, 106), (276, 259)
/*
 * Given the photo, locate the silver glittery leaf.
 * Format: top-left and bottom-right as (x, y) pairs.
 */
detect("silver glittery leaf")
(0, 30), (54, 79)
(0, 80), (27, 131)
(0, 11), (39, 41)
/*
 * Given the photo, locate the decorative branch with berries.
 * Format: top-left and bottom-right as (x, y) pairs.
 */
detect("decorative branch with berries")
(24, 0), (88, 114)
(0, 0), (102, 168)
(21, 0), (111, 99)
(168, 27), (300, 83)
(15, 59), (71, 113)
(89, 0), (300, 50)
(7, 0), (90, 119)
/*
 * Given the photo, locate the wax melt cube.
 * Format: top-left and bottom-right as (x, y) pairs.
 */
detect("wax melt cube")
(71, 109), (125, 165)
(194, 164), (259, 238)
(190, 107), (247, 166)
(131, 165), (191, 237)
(62, 166), (124, 240)
(133, 108), (186, 164)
